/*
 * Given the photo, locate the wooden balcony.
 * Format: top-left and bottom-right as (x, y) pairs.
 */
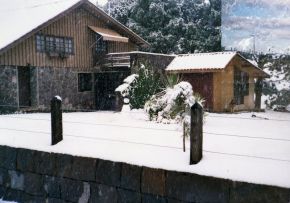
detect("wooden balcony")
(96, 52), (131, 68)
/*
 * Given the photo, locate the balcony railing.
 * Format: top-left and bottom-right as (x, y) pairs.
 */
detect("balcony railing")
(95, 52), (131, 68)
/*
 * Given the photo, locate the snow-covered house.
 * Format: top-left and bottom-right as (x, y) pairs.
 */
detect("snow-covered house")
(166, 52), (269, 112)
(0, 0), (150, 111)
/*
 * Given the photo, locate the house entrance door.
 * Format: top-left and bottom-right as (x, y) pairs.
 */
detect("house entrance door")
(95, 71), (129, 110)
(18, 66), (31, 107)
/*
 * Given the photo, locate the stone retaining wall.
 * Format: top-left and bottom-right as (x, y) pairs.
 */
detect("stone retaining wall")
(0, 145), (289, 203)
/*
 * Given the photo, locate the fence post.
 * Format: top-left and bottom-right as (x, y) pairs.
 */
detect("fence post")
(115, 91), (123, 112)
(51, 96), (63, 145)
(190, 102), (203, 164)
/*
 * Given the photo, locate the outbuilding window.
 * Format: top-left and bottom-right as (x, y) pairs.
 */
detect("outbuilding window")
(78, 73), (93, 92)
(234, 69), (249, 105)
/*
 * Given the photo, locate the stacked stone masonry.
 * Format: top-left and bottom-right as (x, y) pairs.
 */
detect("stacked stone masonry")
(0, 145), (289, 203)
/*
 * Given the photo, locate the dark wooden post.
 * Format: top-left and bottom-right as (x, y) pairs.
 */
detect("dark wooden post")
(255, 78), (263, 110)
(115, 91), (123, 112)
(190, 103), (203, 165)
(51, 96), (63, 145)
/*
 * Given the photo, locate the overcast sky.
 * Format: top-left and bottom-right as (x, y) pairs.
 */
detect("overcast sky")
(222, 0), (290, 53)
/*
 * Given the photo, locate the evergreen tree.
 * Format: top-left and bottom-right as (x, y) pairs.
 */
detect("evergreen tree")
(105, 0), (221, 54)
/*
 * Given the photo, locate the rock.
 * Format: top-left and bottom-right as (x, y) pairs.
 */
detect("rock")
(24, 172), (45, 196)
(54, 153), (73, 177)
(141, 167), (166, 196)
(121, 163), (141, 191)
(166, 171), (229, 203)
(89, 183), (118, 203)
(69, 156), (97, 181)
(44, 176), (61, 199)
(8, 170), (24, 191)
(60, 178), (85, 202)
(0, 146), (17, 170)
(117, 188), (141, 203)
(142, 194), (167, 203)
(230, 181), (290, 203)
(34, 151), (56, 176)
(96, 160), (121, 186)
(17, 148), (36, 172)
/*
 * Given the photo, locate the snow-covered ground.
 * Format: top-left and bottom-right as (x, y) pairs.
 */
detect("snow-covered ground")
(0, 110), (290, 188)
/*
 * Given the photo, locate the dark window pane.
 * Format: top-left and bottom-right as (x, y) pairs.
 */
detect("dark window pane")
(78, 73), (92, 92)
(96, 34), (107, 53)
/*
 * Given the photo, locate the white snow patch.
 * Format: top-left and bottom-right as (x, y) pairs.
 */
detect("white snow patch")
(0, 199), (17, 203)
(0, 111), (290, 188)
(54, 95), (62, 101)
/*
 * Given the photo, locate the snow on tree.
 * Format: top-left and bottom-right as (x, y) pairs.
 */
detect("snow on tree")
(105, 0), (221, 54)
(115, 63), (162, 109)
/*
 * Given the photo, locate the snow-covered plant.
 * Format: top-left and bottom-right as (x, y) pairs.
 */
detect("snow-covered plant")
(145, 81), (205, 151)
(115, 63), (162, 109)
(162, 74), (182, 88)
(115, 74), (139, 97)
(145, 81), (196, 122)
(128, 63), (162, 109)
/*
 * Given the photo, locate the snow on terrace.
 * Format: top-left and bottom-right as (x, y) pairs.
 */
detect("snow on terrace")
(0, 110), (290, 188)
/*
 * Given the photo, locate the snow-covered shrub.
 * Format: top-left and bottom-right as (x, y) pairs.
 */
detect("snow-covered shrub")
(145, 81), (196, 122)
(115, 74), (139, 97)
(115, 63), (162, 109)
(128, 63), (162, 109)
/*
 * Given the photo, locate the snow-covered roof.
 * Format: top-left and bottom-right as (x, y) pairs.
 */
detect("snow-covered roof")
(0, 0), (149, 54)
(166, 52), (238, 72)
(166, 51), (269, 77)
(0, 0), (80, 51)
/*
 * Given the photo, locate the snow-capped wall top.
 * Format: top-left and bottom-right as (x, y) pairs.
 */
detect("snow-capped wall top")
(166, 52), (237, 72)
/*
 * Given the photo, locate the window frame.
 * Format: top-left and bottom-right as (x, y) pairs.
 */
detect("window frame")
(35, 34), (74, 55)
(78, 73), (93, 92)
(95, 34), (108, 54)
(234, 68), (249, 105)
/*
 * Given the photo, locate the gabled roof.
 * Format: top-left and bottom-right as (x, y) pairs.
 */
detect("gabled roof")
(0, 0), (149, 55)
(166, 52), (269, 77)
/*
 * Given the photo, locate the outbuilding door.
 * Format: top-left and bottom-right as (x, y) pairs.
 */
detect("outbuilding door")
(183, 73), (213, 111)
(95, 71), (129, 110)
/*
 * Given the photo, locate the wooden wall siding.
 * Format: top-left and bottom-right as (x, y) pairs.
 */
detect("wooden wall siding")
(0, 6), (138, 69)
(212, 55), (257, 112)
(183, 73), (214, 110)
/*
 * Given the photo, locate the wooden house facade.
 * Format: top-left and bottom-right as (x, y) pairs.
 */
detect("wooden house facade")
(166, 52), (269, 112)
(0, 0), (150, 111)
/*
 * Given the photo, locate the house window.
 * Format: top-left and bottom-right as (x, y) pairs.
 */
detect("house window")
(78, 73), (93, 92)
(36, 34), (74, 55)
(36, 35), (45, 52)
(234, 69), (249, 105)
(96, 34), (108, 53)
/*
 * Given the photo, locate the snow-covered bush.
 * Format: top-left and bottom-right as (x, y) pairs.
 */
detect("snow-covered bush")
(115, 63), (162, 109)
(115, 74), (139, 97)
(128, 63), (162, 109)
(145, 81), (196, 123)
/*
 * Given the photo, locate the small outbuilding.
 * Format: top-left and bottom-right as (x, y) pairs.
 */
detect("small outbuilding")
(166, 52), (269, 112)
